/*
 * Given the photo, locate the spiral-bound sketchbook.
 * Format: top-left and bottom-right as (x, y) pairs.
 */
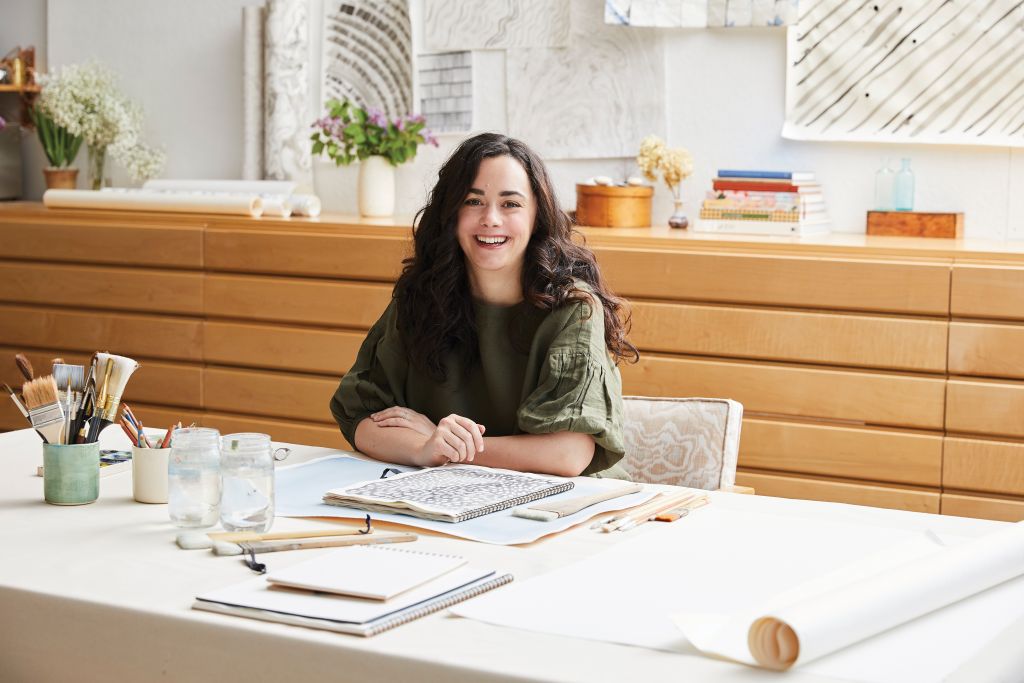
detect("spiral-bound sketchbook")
(194, 566), (512, 637)
(323, 464), (575, 523)
(266, 545), (467, 600)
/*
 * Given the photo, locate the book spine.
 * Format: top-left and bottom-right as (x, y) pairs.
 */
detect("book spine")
(712, 179), (808, 193)
(459, 481), (576, 522)
(365, 574), (515, 637)
(699, 207), (802, 222)
(717, 169), (794, 179)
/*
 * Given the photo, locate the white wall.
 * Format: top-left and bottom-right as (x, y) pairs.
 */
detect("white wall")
(8, 1), (1022, 239)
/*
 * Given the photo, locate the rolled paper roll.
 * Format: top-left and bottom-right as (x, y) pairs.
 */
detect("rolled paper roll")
(44, 189), (264, 217)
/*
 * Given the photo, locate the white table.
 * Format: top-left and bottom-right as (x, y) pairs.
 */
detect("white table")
(0, 428), (1020, 683)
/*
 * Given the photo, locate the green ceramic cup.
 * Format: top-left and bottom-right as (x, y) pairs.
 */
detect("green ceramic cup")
(43, 442), (100, 505)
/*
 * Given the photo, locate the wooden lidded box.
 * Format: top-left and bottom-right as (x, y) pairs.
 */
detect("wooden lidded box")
(866, 211), (964, 238)
(575, 184), (653, 227)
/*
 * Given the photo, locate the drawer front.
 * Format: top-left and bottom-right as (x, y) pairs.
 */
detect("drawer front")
(205, 322), (363, 375)
(943, 437), (1024, 496)
(941, 493), (1024, 522)
(622, 356), (946, 429)
(735, 471), (939, 513)
(946, 380), (1024, 439)
(951, 264), (1024, 320)
(948, 321), (1024, 380)
(739, 418), (942, 487)
(203, 366), (339, 423)
(206, 275), (391, 327)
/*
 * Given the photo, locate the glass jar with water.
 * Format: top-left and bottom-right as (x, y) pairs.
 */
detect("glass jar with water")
(168, 427), (222, 528)
(220, 433), (288, 533)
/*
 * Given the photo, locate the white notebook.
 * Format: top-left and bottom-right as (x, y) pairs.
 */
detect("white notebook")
(266, 545), (467, 601)
(194, 565), (511, 637)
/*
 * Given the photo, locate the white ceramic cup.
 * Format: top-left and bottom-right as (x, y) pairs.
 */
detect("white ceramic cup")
(132, 445), (170, 504)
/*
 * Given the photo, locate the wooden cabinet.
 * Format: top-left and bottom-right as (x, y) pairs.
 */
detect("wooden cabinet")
(1, 203), (1022, 521)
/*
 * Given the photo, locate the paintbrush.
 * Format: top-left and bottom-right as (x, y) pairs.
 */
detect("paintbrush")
(52, 364), (85, 445)
(14, 353), (34, 382)
(214, 532), (419, 556)
(4, 383), (29, 420)
(21, 376), (66, 444)
(88, 353), (140, 442)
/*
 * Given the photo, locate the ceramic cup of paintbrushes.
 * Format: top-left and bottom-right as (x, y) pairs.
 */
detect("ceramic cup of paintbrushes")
(122, 407), (171, 504)
(42, 442), (101, 505)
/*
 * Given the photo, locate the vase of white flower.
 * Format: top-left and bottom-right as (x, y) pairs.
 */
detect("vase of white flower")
(35, 63), (164, 188)
(636, 135), (694, 229)
(87, 145), (108, 190)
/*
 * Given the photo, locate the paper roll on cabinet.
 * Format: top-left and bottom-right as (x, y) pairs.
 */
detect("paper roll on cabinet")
(0, 203), (1022, 521)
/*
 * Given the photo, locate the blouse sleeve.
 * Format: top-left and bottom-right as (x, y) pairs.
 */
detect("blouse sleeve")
(329, 301), (407, 447)
(516, 298), (626, 466)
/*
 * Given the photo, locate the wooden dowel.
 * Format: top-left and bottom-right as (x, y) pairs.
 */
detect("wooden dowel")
(209, 526), (371, 543)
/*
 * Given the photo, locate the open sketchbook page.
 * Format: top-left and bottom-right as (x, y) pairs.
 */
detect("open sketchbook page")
(324, 464), (574, 523)
(266, 545), (467, 600)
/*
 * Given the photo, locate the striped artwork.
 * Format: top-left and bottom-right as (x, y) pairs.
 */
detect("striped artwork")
(784, 0), (1024, 147)
(321, 0), (413, 119)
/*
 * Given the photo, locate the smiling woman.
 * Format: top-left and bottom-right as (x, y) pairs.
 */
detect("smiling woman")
(329, 133), (639, 479)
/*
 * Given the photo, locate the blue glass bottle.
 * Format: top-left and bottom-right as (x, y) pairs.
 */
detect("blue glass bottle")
(893, 158), (915, 211)
(874, 158), (894, 211)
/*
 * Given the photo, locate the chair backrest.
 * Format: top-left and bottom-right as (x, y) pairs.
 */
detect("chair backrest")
(620, 396), (743, 490)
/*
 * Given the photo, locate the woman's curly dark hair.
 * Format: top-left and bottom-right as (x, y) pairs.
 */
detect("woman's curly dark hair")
(394, 132), (639, 381)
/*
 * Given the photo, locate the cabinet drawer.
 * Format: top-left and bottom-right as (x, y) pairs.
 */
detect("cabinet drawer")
(951, 264), (1024, 320)
(941, 493), (1024, 522)
(943, 437), (1024, 496)
(946, 380), (1024, 438)
(948, 321), (1024, 379)
(735, 470), (939, 513)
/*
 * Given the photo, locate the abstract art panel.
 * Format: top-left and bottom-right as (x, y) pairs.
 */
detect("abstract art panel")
(321, 0), (413, 119)
(605, 0), (796, 27)
(508, 0), (666, 158)
(425, 0), (570, 50)
(419, 52), (473, 132)
(784, 0), (1024, 147)
(265, 0), (313, 186)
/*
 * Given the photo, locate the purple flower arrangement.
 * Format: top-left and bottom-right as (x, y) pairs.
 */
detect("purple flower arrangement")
(311, 98), (438, 167)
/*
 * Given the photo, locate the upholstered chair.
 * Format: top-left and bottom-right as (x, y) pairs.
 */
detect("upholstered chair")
(620, 396), (744, 490)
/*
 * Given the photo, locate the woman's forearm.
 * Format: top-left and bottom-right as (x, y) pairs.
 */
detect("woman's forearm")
(473, 432), (595, 477)
(353, 417), (431, 466)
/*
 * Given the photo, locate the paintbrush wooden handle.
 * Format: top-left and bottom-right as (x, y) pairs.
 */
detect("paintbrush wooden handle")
(240, 532), (417, 554)
(210, 527), (372, 543)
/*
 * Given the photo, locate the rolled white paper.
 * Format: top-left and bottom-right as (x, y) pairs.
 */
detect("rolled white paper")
(44, 189), (264, 217)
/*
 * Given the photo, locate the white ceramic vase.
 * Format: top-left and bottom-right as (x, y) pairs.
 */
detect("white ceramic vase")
(358, 155), (395, 217)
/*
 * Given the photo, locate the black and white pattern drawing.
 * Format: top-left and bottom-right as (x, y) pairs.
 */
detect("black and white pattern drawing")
(321, 0), (413, 119)
(419, 52), (473, 132)
(784, 0), (1024, 147)
(424, 0), (571, 50)
(334, 465), (573, 522)
(507, 0), (666, 159)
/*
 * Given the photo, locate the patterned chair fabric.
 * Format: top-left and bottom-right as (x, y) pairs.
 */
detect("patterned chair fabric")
(620, 396), (744, 490)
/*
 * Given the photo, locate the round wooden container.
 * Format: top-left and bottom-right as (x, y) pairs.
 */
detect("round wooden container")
(575, 184), (653, 228)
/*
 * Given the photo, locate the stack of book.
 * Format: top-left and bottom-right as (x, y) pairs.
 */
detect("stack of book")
(695, 169), (831, 236)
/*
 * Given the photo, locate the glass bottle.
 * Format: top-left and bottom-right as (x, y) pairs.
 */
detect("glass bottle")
(168, 427), (222, 528)
(874, 157), (895, 211)
(220, 433), (289, 533)
(893, 158), (915, 211)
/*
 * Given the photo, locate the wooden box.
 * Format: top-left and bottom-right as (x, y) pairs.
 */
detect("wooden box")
(575, 184), (653, 228)
(866, 211), (964, 238)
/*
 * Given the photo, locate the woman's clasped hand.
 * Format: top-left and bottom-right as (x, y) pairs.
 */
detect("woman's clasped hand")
(371, 408), (485, 465)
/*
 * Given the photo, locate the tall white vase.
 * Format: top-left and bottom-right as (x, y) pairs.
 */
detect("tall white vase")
(358, 155), (395, 217)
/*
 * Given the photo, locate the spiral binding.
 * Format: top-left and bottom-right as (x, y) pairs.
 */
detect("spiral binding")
(364, 573), (515, 637)
(455, 481), (575, 522)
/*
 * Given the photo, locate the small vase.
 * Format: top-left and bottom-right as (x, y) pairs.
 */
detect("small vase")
(358, 155), (395, 217)
(668, 197), (688, 229)
(42, 167), (79, 190)
(87, 145), (108, 191)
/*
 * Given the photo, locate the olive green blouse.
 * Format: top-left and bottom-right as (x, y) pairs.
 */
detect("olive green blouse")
(329, 288), (628, 478)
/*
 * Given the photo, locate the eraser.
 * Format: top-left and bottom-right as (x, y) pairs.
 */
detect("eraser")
(511, 507), (559, 522)
(212, 541), (244, 556)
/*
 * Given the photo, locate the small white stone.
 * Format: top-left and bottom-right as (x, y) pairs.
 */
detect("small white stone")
(212, 541), (244, 556)
(175, 531), (213, 550)
(593, 176), (614, 186)
(626, 176), (647, 186)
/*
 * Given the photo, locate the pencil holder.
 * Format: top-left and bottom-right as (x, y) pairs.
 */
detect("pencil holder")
(43, 442), (100, 505)
(132, 445), (170, 504)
